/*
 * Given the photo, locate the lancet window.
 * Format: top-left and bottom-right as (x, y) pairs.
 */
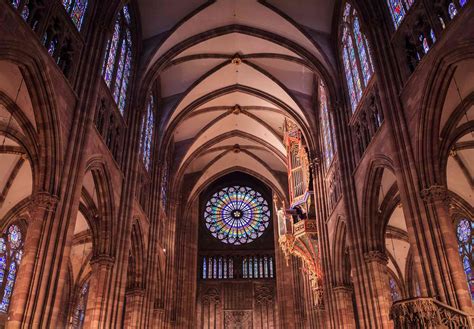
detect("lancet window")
(456, 218), (474, 300)
(102, 5), (133, 115)
(319, 82), (335, 169)
(342, 2), (374, 112)
(141, 95), (155, 171)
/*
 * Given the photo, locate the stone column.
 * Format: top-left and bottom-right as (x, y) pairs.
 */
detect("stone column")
(363, 250), (392, 328)
(6, 192), (58, 329)
(83, 254), (114, 329)
(153, 308), (165, 329)
(123, 288), (145, 329)
(333, 285), (356, 329)
(419, 185), (473, 312)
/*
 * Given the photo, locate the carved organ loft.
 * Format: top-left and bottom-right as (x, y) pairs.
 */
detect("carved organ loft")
(0, 0), (473, 328)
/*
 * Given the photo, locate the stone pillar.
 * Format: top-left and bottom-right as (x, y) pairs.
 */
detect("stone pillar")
(6, 192), (58, 329)
(123, 289), (145, 329)
(83, 255), (114, 329)
(333, 285), (356, 329)
(419, 185), (473, 312)
(153, 308), (165, 329)
(363, 250), (392, 328)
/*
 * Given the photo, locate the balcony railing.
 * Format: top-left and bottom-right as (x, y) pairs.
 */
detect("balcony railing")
(390, 297), (472, 328)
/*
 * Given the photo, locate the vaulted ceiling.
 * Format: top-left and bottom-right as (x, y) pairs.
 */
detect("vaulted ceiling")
(136, 0), (339, 199)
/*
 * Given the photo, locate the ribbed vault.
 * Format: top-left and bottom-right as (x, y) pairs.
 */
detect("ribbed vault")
(137, 0), (336, 198)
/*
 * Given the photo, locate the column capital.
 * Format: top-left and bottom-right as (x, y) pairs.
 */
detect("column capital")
(332, 285), (353, 294)
(364, 250), (388, 264)
(28, 192), (59, 220)
(90, 254), (115, 268)
(420, 185), (449, 204)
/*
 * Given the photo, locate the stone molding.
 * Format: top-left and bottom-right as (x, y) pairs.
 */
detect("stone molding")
(28, 192), (59, 219)
(363, 250), (388, 264)
(90, 254), (115, 268)
(420, 185), (450, 204)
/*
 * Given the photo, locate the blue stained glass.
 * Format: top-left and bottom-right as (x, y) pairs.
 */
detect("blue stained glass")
(354, 17), (373, 86)
(21, 4), (30, 21)
(208, 258), (212, 279)
(264, 257), (268, 278)
(343, 46), (357, 112)
(456, 218), (474, 300)
(243, 258), (247, 278)
(223, 258), (227, 279)
(11, 0), (21, 8)
(63, 0), (88, 30)
(123, 5), (131, 25)
(113, 41), (127, 104)
(202, 257), (207, 279)
(386, 0), (406, 28)
(347, 36), (362, 102)
(254, 256), (258, 278)
(0, 225), (23, 314)
(103, 20), (120, 86)
(229, 258), (234, 279)
(389, 277), (401, 302)
(343, 3), (351, 22)
(213, 258), (217, 279)
(142, 95), (155, 171)
(118, 48), (131, 115)
(460, 0), (467, 6)
(269, 257), (274, 278)
(320, 82), (335, 168)
(249, 258), (253, 278)
(448, 3), (458, 18)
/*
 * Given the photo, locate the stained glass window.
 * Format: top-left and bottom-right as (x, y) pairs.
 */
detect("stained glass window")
(389, 276), (402, 302)
(385, 0), (414, 29)
(204, 186), (271, 245)
(140, 95), (155, 171)
(460, 0), (467, 6)
(0, 224), (24, 313)
(202, 257), (207, 279)
(70, 281), (89, 329)
(320, 82), (335, 169)
(456, 218), (474, 300)
(341, 3), (374, 112)
(102, 5), (133, 115)
(11, 0), (21, 9)
(62, 0), (88, 30)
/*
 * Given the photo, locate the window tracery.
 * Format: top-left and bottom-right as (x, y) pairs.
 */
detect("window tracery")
(62, 0), (88, 30)
(204, 186), (270, 245)
(141, 95), (155, 171)
(456, 218), (474, 300)
(341, 2), (374, 112)
(102, 5), (133, 115)
(0, 224), (24, 313)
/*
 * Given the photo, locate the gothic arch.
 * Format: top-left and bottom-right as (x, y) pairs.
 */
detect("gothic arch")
(0, 40), (62, 194)
(84, 158), (116, 257)
(418, 41), (474, 186)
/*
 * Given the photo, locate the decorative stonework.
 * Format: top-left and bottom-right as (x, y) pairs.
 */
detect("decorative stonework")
(363, 250), (388, 264)
(390, 297), (472, 328)
(28, 192), (59, 219)
(255, 285), (274, 305)
(420, 185), (450, 204)
(224, 310), (253, 329)
(90, 254), (115, 268)
(202, 287), (220, 305)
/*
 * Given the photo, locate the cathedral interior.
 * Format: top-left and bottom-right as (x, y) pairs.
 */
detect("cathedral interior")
(0, 0), (473, 328)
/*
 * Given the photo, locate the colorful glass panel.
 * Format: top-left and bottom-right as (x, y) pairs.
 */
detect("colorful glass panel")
(269, 257), (274, 278)
(343, 46), (357, 112)
(448, 2), (458, 18)
(320, 82), (335, 168)
(63, 0), (88, 30)
(102, 6), (132, 115)
(202, 257), (207, 279)
(0, 225), (23, 314)
(353, 17), (373, 86)
(456, 218), (474, 300)
(11, 0), (21, 8)
(386, 0), (406, 28)
(141, 95), (155, 171)
(229, 258), (234, 279)
(71, 282), (89, 329)
(460, 0), (467, 6)
(204, 186), (271, 245)
(389, 277), (401, 302)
